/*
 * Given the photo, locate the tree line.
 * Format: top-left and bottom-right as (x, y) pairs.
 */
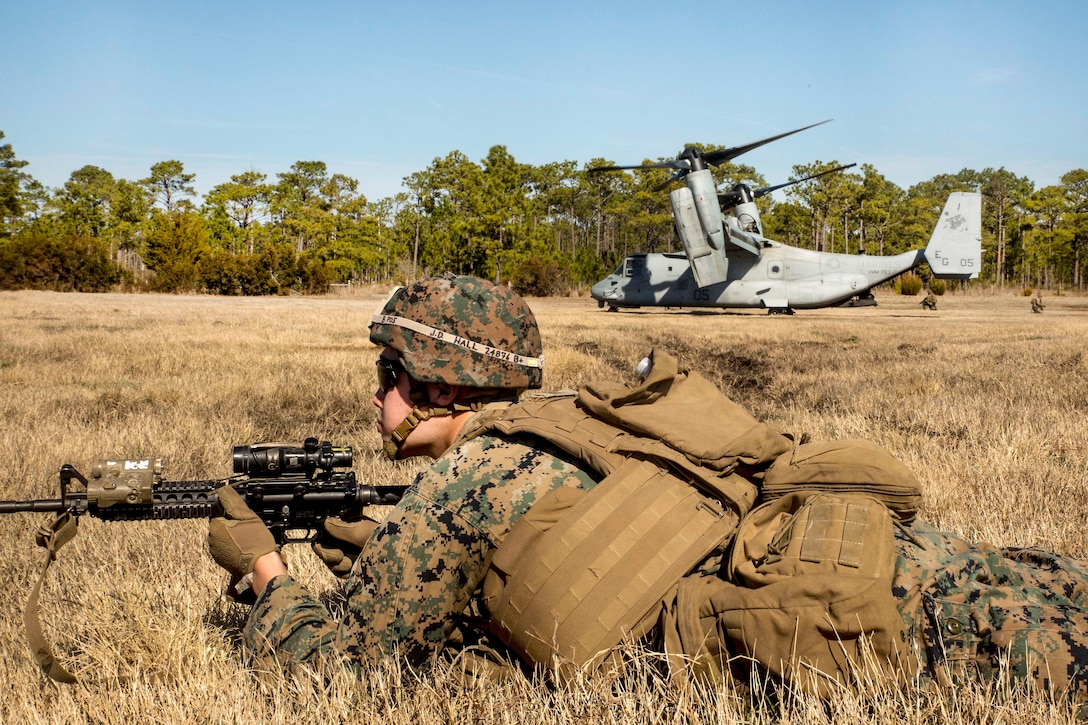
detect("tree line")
(2, 129), (1086, 295)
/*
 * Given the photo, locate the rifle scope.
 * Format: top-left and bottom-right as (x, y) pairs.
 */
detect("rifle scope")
(232, 437), (352, 477)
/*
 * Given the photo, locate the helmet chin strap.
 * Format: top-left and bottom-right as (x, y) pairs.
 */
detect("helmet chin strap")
(383, 396), (503, 460)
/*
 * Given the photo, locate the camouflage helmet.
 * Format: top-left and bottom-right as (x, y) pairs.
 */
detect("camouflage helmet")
(369, 273), (543, 390)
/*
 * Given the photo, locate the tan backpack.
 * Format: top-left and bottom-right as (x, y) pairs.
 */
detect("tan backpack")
(662, 438), (923, 695)
(463, 350), (921, 691)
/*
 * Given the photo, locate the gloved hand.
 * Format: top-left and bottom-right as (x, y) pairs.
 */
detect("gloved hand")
(311, 515), (379, 578)
(208, 486), (280, 602)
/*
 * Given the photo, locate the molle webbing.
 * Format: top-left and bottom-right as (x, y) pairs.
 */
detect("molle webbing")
(488, 456), (735, 674)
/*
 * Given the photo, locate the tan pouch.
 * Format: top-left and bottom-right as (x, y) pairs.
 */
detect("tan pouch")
(729, 491), (896, 587)
(762, 439), (922, 522)
(702, 491), (913, 695)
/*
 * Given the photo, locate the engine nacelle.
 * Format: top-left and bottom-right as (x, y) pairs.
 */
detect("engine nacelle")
(733, 200), (763, 236)
(687, 168), (726, 251)
(671, 185), (728, 288)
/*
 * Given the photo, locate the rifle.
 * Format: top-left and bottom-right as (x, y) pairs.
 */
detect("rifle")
(0, 437), (406, 543)
(0, 437), (406, 683)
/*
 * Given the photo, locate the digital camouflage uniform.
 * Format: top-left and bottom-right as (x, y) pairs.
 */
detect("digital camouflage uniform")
(894, 521), (1088, 698)
(245, 429), (597, 670)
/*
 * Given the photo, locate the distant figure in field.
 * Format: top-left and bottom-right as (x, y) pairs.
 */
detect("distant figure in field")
(920, 292), (938, 311)
(1032, 292), (1046, 314)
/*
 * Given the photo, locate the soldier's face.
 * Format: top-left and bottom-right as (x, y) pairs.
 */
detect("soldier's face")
(373, 348), (462, 459)
(373, 350), (415, 447)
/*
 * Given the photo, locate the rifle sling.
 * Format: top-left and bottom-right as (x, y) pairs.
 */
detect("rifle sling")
(25, 512), (80, 683)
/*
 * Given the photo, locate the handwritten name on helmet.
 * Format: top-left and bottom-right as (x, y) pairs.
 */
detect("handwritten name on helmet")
(371, 314), (543, 370)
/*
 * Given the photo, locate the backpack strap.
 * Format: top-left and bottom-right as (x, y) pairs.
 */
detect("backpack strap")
(459, 395), (628, 476)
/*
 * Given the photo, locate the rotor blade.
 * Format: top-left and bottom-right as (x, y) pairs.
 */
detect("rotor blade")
(752, 163), (858, 198)
(702, 120), (832, 167)
(652, 171), (687, 192)
(586, 159), (691, 174)
(716, 190), (744, 208)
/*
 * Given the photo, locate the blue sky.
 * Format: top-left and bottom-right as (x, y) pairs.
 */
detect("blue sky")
(3, 1), (1086, 203)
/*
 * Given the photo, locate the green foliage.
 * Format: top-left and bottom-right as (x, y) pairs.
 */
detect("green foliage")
(1022, 287), (1034, 297)
(761, 201), (810, 248)
(293, 251), (333, 294)
(196, 248), (246, 294)
(195, 243), (331, 296)
(0, 229), (123, 291)
(55, 165), (117, 237)
(896, 272), (923, 295)
(142, 160), (196, 212)
(201, 202), (244, 253)
(206, 171), (270, 228)
(240, 245), (290, 295)
(504, 251), (567, 297)
(144, 210), (210, 292)
(978, 167), (1035, 286)
(780, 160), (866, 252)
(111, 179), (152, 250)
(0, 131), (30, 237)
(7, 122), (1088, 295)
(569, 244), (613, 288)
(856, 165), (906, 254)
(928, 278), (946, 295)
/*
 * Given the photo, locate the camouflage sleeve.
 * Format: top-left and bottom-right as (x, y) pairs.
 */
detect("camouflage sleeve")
(243, 573), (342, 671)
(244, 433), (597, 672)
(893, 521), (1088, 699)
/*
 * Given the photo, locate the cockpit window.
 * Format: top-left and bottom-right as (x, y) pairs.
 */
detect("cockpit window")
(624, 256), (646, 278)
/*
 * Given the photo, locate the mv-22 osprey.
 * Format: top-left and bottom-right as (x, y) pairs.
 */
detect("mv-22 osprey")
(589, 121), (982, 314)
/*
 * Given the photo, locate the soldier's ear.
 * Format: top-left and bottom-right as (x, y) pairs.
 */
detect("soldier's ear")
(427, 383), (460, 406)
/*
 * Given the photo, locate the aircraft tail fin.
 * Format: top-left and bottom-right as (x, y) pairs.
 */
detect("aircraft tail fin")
(925, 191), (982, 280)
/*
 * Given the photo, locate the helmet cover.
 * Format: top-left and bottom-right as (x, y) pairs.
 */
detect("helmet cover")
(369, 273), (543, 390)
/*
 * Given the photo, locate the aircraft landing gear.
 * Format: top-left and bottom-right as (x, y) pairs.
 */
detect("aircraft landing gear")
(839, 292), (877, 308)
(767, 307), (795, 315)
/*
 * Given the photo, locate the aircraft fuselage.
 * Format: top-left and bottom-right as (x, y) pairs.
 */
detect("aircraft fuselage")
(591, 242), (923, 311)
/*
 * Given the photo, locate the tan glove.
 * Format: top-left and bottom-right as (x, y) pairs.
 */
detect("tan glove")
(208, 485), (279, 578)
(311, 516), (379, 578)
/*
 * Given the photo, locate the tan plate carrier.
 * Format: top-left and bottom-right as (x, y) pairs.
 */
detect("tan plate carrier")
(458, 350), (792, 676)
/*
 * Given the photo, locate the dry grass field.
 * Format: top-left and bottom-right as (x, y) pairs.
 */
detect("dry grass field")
(1, 287), (1087, 723)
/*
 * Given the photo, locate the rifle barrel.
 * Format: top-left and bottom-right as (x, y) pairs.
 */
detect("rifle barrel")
(0, 498), (67, 514)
